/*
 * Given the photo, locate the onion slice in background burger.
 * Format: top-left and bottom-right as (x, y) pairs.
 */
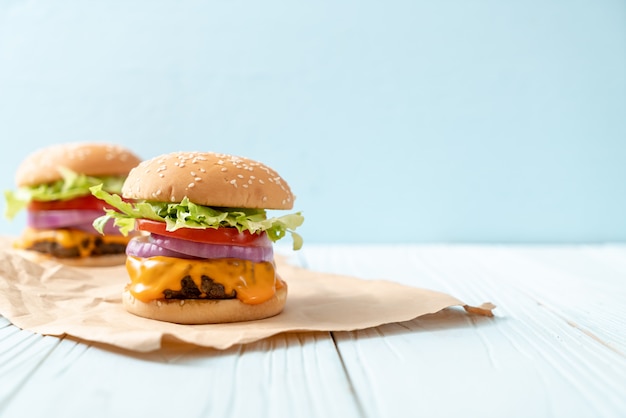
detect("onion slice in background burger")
(27, 209), (111, 229)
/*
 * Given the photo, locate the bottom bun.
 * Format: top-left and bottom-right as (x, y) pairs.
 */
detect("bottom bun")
(122, 284), (288, 324)
(15, 250), (127, 267)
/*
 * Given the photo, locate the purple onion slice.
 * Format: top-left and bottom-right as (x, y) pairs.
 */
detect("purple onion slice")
(127, 234), (274, 263)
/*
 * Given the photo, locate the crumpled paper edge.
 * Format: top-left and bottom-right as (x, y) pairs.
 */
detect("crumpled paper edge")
(0, 243), (496, 352)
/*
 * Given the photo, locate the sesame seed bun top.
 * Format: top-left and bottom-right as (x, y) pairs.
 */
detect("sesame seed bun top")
(15, 142), (142, 187)
(121, 151), (295, 210)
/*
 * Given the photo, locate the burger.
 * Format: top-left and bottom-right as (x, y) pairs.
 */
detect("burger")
(90, 151), (304, 324)
(4, 142), (142, 266)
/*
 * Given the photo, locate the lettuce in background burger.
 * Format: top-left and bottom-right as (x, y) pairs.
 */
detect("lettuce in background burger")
(91, 151), (304, 324)
(4, 142), (142, 266)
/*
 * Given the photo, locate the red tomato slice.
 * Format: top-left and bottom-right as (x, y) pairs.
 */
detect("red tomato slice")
(28, 195), (115, 211)
(135, 219), (269, 247)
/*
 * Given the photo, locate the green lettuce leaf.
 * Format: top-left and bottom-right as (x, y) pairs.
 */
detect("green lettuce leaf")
(4, 188), (30, 220)
(4, 167), (127, 220)
(90, 185), (305, 250)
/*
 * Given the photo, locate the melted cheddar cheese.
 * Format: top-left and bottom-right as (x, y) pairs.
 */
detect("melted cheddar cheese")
(15, 227), (131, 258)
(126, 255), (283, 305)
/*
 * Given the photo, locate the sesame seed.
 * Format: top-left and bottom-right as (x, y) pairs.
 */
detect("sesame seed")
(237, 174), (244, 179)
(188, 182), (195, 188)
(195, 177), (202, 181)
(230, 179), (237, 188)
(159, 173), (164, 178)
(221, 167), (227, 172)
(200, 168), (206, 173)
(190, 171), (196, 176)
(259, 179), (265, 184)
(243, 184), (248, 188)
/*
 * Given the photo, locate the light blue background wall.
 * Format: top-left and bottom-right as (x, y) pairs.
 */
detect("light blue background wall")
(1, 1), (625, 244)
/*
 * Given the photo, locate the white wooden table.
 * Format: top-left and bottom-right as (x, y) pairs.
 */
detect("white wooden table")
(1, 244), (625, 418)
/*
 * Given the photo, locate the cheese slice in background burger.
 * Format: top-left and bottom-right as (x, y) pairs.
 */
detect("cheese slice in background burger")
(4, 142), (142, 266)
(90, 151), (304, 324)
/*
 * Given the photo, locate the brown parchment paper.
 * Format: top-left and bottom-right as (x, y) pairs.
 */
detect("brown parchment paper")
(0, 239), (494, 352)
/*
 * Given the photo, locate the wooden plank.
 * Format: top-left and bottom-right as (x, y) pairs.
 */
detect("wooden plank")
(0, 322), (61, 410)
(0, 324), (361, 418)
(300, 245), (626, 418)
(424, 245), (626, 354)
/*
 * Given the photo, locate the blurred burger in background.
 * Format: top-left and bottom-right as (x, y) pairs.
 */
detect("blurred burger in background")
(4, 142), (142, 266)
